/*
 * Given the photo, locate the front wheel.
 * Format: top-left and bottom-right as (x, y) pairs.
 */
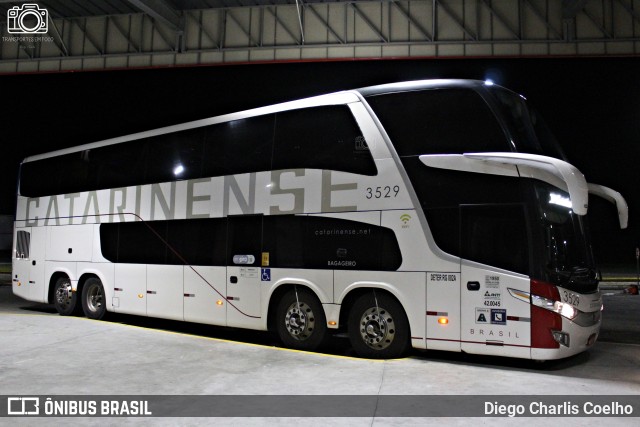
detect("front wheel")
(53, 277), (77, 316)
(348, 292), (410, 359)
(276, 288), (327, 351)
(81, 278), (107, 320)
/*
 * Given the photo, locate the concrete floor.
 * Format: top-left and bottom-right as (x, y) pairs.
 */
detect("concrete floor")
(0, 283), (639, 426)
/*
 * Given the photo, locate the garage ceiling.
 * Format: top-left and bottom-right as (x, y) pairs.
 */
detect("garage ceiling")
(0, 0), (638, 73)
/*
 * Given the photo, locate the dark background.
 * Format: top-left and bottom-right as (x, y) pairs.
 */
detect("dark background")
(1, 57), (638, 267)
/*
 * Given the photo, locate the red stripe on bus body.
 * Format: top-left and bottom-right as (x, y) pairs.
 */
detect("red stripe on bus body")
(507, 316), (531, 322)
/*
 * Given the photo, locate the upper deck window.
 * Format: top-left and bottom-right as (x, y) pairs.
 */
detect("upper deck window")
(20, 105), (376, 198)
(366, 88), (510, 156)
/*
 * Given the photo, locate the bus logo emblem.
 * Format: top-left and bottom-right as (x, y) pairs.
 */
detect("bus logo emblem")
(7, 397), (40, 415)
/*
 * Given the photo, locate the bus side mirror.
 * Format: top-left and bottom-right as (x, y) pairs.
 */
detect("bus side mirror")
(587, 183), (628, 229)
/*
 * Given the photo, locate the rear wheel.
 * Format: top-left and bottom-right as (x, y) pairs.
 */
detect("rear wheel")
(52, 277), (77, 316)
(348, 292), (410, 359)
(276, 288), (327, 351)
(81, 278), (107, 320)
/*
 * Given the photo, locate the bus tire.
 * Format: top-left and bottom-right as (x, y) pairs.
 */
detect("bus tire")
(276, 288), (327, 352)
(81, 278), (107, 320)
(52, 277), (77, 316)
(348, 292), (410, 359)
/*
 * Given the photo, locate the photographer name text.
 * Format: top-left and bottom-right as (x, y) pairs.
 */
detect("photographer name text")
(485, 400), (634, 417)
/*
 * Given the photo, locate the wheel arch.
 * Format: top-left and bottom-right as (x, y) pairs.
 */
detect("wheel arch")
(47, 271), (71, 304)
(76, 272), (101, 302)
(337, 284), (410, 335)
(266, 281), (326, 333)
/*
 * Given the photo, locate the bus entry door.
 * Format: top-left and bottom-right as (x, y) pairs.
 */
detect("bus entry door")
(459, 205), (532, 358)
(226, 216), (263, 329)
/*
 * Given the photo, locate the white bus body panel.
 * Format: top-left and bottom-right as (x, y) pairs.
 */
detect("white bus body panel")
(113, 264), (146, 316)
(426, 272), (461, 352)
(28, 227), (46, 302)
(184, 266), (227, 326)
(45, 260), (76, 287)
(226, 266), (262, 329)
(147, 264), (184, 321)
(460, 261), (531, 359)
(267, 269), (334, 305)
(47, 224), (94, 262)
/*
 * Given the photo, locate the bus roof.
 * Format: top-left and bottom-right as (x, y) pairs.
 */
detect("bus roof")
(356, 79), (488, 97)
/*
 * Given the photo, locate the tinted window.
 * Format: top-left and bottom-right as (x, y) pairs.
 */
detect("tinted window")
(366, 88), (509, 156)
(101, 215), (402, 271)
(402, 156), (527, 261)
(487, 87), (566, 160)
(227, 216), (263, 266)
(109, 221), (169, 265)
(21, 106), (376, 198)
(461, 204), (529, 275)
(91, 142), (146, 189)
(203, 115), (275, 178)
(21, 150), (91, 197)
(263, 215), (402, 271)
(166, 218), (227, 266)
(101, 219), (227, 266)
(145, 128), (206, 183)
(273, 106), (376, 175)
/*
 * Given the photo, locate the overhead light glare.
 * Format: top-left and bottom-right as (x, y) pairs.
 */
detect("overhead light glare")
(549, 193), (572, 209)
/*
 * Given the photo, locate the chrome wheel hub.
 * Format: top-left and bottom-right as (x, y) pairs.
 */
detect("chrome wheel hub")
(284, 301), (315, 341)
(359, 307), (395, 350)
(86, 285), (103, 313)
(55, 282), (72, 306)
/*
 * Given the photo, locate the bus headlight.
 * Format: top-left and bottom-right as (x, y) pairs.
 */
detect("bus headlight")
(531, 295), (578, 320)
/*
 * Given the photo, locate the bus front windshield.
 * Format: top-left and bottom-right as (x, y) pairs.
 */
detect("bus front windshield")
(488, 87), (598, 292)
(486, 86), (566, 160)
(533, 183), (597, 292)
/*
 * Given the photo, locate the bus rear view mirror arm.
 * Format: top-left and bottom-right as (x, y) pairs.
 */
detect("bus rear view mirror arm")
(587, 183), (628, 229)
(419, 152), (589, 216)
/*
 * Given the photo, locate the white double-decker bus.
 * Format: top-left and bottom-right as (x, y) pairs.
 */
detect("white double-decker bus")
(12, 79), (628, 360)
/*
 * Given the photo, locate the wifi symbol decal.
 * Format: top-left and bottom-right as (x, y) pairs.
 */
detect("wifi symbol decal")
(400, 214), (411, 224)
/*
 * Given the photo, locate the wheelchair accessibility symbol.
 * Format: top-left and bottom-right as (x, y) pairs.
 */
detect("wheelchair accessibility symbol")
(261, 268), (271, 282)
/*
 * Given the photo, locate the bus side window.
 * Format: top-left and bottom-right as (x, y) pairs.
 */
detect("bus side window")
(101, 221), (169, 265)
(144, 128), (206, 183)
(203, 115), (275, 178)
(92, 142), (146, 190)
(272, 106), (377, 176)
(366, 88), (509, 156)
(261, 216), (402, 271)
